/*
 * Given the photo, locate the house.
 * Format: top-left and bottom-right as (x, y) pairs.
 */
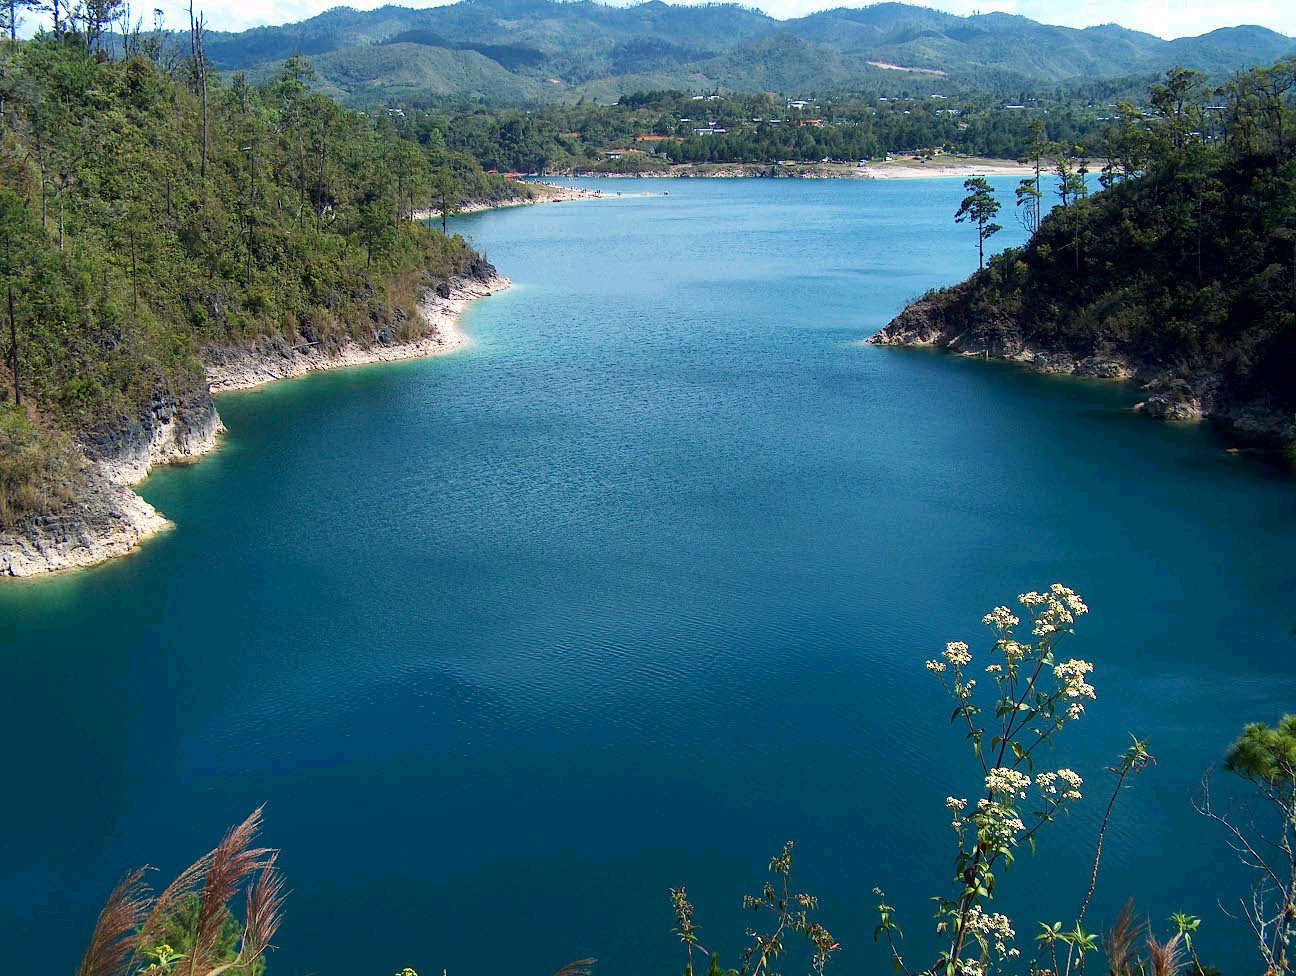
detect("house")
(787, 99), (811, 110)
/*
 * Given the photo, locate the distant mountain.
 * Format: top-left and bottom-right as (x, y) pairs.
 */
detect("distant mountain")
(203, 0), (1296, 103)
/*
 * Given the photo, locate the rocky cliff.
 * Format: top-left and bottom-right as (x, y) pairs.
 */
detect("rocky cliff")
(0, 384), (221, 578)
(869, 285), (1295, 444)
(1, 271), (507, 579)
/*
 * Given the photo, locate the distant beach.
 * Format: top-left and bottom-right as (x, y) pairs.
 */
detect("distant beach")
(547, 157), (1039, 180)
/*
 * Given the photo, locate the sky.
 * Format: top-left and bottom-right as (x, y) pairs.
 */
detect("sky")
(66, 0), (1296, 39)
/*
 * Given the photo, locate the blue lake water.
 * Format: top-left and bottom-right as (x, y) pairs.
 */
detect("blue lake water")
(2, 176), (1295, 976)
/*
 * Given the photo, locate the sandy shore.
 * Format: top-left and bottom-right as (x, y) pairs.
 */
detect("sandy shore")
(552, 158), (1035, 180)
(859, 158), (1037, 179)
(413, 182), (611, 222)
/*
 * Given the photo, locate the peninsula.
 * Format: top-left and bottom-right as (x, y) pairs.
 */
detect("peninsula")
(870, 64), (1296, 452)
(0, 43), (522, 578)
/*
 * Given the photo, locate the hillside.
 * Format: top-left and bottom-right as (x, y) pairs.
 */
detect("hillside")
(869, 64), (1296, 448)
(192, 0), (1296, 104)
(0, 37), (520, 574)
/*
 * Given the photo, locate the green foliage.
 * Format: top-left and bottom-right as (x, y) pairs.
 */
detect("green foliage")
(182, 0), (1296, 104)
(671, 845), (838, 976)
(75, 810), (285, 976)
(1225, 714), (1296, 784)
(149, 894), (265, 976)
(0, 37), (502, 521)
(1201, 715), (1296, 973)
(414, 87), (1119, 174)
(918, 59), (1296, 433)
(0, 401), (82, 527)
(955, 176), (1001, 269)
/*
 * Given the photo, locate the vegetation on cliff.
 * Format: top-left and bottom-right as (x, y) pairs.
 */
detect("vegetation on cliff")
(0, 33), (513, 526)
(874, 60), (1296, 444)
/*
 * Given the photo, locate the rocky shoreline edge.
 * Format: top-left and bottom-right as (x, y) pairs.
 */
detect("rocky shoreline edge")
(868, 292), (1293, 446)
(0, 271), (509, 579)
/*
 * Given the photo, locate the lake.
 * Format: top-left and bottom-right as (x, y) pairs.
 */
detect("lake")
(2, 176), (1294, 976)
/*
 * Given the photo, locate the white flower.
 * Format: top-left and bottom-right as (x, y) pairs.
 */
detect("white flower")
(985, 767), (1031, 799)
(975, 798), (1027, 843)
(983, 606), (1019, 630)
(985, 663), (1002, 673)
(999, 640), (1028, 662)
(946, 796), (968, 811)
(943, 641), (972, 666)
(926, 659), (947, 673)
(1038, 769), (1083, 801)
(1054, 658), (1096, 700)
(1029, 584), (1088, 636)
(965, 905), (1016, 941)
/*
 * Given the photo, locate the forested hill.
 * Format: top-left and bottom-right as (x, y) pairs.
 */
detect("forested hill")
(193, 0), (1296, 104)
(0, 35), (516, 532)
(870, 63), (1296, 449)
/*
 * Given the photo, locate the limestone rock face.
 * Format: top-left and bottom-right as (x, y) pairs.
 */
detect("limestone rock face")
(0, 480), (170, 577)
(2, 272), (511, 578)
(204, 272), (510, 393)
(869, 286), (1293, 446)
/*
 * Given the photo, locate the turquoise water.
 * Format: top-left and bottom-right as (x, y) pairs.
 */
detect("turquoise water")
(3, 177), (1295, 976)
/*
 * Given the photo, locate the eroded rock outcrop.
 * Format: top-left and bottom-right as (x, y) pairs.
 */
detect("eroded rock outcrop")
(869, 288), (1293, 445)
(2, 271), (507, 578)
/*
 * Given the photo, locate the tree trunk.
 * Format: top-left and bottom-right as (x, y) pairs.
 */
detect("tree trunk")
(8, 284), (19, 407)
(196, 14), (208, 178)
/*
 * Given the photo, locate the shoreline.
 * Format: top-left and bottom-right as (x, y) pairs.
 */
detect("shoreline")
(549, 157), (1035, 180)
(0, 273), (510, 579)
(868, 298), (1295, 448)
(413, 182), (623, 222)
(206, 272), (509, 393)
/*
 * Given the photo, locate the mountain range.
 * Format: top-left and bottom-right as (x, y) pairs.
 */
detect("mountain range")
(200, 0), (1296, 103)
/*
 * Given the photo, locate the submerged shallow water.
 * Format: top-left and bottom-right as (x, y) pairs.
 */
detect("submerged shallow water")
(3, 177), (1295, 976)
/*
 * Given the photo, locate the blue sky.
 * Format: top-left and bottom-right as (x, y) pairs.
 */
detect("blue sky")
(61, 0), (1296, 39)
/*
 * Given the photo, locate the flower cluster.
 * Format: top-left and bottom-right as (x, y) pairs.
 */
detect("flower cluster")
(973, 798), (1027, 847)
(1036, 769), (1083, 801)
(982, 606), (1020, 631)
(985, 767), (1031, 799)
(999, 640), (1028, 663)
(946, 796), (968, 831)
(944, 641), (972, 666)
(1055, 659), (1096, 700)
(964, 905), (1019, 957)
(1021, 584), (1089, 637)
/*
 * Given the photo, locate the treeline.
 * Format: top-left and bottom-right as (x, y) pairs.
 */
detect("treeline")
(395, 86), (1116, 173)
(0, 33), (515, 525)
(923, 59), (1296, 440)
